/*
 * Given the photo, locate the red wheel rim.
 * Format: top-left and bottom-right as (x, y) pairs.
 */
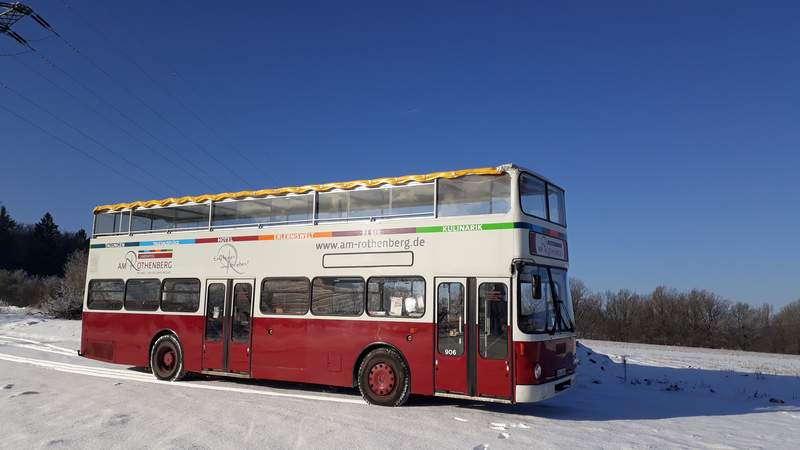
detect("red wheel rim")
(162, 350), (175, 368)
(368, 362), (396, 396)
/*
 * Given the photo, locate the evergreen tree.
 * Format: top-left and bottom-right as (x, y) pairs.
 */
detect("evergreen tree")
(0, 205), (16, 232)
(31, 212), (63, 276)
(0, 205), (16, 270)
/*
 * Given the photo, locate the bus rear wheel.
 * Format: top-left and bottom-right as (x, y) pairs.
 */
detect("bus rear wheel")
(150, 334), (186, 382)
(357, 347), (410, 406)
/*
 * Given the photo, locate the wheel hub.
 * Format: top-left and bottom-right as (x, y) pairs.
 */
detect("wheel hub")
(368, 363), (396, 396)
(162, 350), (174, 368)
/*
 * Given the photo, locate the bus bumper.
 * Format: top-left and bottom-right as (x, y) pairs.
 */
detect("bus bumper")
(515, 374), (576, 403)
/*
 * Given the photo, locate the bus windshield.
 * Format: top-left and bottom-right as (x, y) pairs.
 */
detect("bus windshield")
(518, 265), (574, 334)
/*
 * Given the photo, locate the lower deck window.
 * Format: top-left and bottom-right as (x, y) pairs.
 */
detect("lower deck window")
(367, 277), (425, 318)
(260, 278), (310, 315)
(87, 279), (124, 310)
(311, 277), (364, 316)
(124, 279), (160, 311)
(161, 279), (200, 312)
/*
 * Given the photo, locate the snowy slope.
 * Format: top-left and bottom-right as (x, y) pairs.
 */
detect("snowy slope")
(1, 309), (799, 449)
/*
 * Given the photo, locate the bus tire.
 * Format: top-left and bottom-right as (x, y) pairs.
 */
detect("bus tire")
(357, 347), (410, 407)
(150, 334), (186, 382)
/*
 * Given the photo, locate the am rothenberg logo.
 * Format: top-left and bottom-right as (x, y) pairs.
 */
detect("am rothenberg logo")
(213, 244), (249, 274)
(118, 249), (174, 273)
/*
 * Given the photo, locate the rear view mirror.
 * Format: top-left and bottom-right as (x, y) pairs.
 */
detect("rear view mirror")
(532, 275), (542, 299)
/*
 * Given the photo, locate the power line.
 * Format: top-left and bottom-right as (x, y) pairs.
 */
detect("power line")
(7, 51), (221, 193)
(1, 79), (180, 195)
(27, 50), (229, 192)
(50, 26), (254, 188)
(0, 102), (162, 198)
(57, 0), (264, 183)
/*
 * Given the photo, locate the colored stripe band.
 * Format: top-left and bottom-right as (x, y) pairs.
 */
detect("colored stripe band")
(89, 221), (566, 249)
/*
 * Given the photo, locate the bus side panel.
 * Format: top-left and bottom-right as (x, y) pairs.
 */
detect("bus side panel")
(250, 318), (434, 395)
(81, 311), (205, 372)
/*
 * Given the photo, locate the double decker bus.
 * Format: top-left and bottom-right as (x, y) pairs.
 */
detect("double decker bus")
(81, 164), (576, 406)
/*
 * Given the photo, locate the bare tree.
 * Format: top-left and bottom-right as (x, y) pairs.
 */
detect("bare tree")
(42, 250), (87, 319)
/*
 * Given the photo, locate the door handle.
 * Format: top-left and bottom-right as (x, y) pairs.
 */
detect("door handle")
(267, 328), (273, 336)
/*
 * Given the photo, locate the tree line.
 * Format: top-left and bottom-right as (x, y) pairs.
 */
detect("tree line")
(0, 205), (88, 317)
(571, 280), (800, 355)
(0, 205), (88, 276)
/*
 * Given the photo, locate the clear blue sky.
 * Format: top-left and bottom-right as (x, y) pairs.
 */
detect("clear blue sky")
(1, 1), (798, 307)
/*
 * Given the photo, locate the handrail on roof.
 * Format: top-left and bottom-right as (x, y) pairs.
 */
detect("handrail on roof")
(93, 166), (507, 214)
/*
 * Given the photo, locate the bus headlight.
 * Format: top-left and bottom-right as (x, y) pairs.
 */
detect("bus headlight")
(534, 363), (542, 380)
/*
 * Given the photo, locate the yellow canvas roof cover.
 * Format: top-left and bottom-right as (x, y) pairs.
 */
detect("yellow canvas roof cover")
(94, 166), (505, 213)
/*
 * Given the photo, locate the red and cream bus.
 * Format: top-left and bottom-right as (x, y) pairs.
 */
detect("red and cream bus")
(81, 164), (576, 406)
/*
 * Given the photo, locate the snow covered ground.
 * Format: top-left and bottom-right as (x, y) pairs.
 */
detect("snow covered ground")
(1, 308), (800, 449)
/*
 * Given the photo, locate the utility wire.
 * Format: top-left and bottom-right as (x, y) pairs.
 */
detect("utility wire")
(1, 47), (30, 56)
(57, 0), (264, 183)
(0, 102), (162, 198)
(51, 28), (254, 188)
(1, 79), (180, 196)
(25, 50), (227, 192)
(7, 52), (218, 193)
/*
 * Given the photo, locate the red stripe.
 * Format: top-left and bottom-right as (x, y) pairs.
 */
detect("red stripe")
(232, 235), (259, 242)
(138, 253), (172, 259)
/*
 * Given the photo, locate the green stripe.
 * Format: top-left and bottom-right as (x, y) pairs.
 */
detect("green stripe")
(482, 222), (515, 230)
(415, 226), (442, 233)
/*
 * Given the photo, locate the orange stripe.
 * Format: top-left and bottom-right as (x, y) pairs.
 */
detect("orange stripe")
(313, 231), (333, 238)
(258, 235), (275, 241)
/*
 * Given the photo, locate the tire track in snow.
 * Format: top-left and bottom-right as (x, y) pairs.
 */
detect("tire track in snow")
(0, 352), (367, 405)
(0, 335), (76, 356)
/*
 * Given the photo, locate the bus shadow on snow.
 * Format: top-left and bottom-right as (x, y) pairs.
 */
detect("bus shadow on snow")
(464, 344), (800, 421)
(127, 344), (800, 421)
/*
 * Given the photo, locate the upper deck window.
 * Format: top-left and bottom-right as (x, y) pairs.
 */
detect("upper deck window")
(520, 173), (566, 226)
(547, 185), (566, 226)
(132, 204), (210, 232)
(437, 174), (510, 217)
(317, 184), (435, 222)
(94, 212), (129, 235)
(212, 194), (313, 227)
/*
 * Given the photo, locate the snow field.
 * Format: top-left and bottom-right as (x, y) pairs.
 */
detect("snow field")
(1, 311), (800, 449)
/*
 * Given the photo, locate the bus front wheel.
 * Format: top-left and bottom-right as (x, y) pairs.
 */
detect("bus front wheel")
(357, 347), (410, 406)
(150, 334), (186, 382)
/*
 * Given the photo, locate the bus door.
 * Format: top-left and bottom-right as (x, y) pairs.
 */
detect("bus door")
(475, 278), (512, 399)
(435, 278), (470, 395)
(435, 277), (512, 400)
(202, 279), (255, 374)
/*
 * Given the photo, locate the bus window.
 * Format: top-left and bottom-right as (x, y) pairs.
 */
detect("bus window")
(161, 279), (201, 313)
(438, 174), (510, 217)
(518, 266), (556, 333)
(478, 283), (508, 359)
(261, 278), (310, 315)
(311, 277), (365, 316)
(367, 277), (425, 318)
(231, 283), (252, 342)
(94, 212), (129, 235)
(437, 282), (464, 356)
(519, 173), (547, 220)
(205, 283), (226, 341)
(547, 185), (566, 225)
(87, 279), (124, 310)
(124, 279), (160, 311)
